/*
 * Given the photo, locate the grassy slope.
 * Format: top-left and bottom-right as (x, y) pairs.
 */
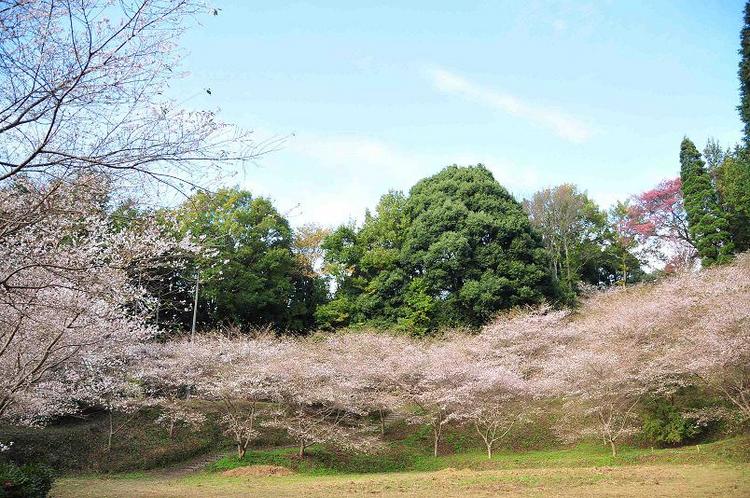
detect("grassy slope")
(0, 404), (290, 473)
(52, 436), (750, 497)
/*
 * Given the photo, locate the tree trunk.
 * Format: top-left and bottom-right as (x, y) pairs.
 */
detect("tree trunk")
(379, 410), (386, 436)
(107, 411), (114, 454)
(563, 239), (572, 294)
(169, 419), (175, 439)
(486, 443), (493, 459)
(299, 440), (306, 458)
(433, 426), (440, 458)
(155, 287), (162, 327)
(610, 440), (617, 457)
(237, 444), (246, 459)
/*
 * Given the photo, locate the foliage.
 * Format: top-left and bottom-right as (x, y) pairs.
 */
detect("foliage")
(715, 149), (750, 252)
(118, 255), (750, 461)
(0, 462), (54, 498)
(174, 188), (327, 332)
(641, 397), (701, 446)
(607, 202), (646, 284)
(739, 0), (750, 145)
(317, 191), (410, 330)
(524, 184), (642, 300)
(619, 178), (696, 271)
(404, 165), (554, 327)
(0, 176), (187, 425)
(320, 165), (555, 333)
(679, 138), (734, 266)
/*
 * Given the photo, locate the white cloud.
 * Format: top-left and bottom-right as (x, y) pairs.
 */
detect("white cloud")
(426, 67), (592, 143)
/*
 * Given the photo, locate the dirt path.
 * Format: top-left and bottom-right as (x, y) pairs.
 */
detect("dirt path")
(152, 449), (230, 478)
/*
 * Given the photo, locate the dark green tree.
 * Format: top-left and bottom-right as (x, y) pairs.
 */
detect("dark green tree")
(403, 165), (554, 327)
(739, 1), (750, 144)
(316, 191), (411, 330)
(715, 148), (750, 252)
(679, 138), (734, 266)
(320, 165), (556, 334)
(176, 188), (325, 332)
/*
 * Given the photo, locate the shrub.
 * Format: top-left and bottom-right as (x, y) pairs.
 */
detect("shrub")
(0, 462), (54, 498)
(641, 398), (701, 446)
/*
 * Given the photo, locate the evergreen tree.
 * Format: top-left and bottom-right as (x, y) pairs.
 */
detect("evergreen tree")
(175, 188), (326, 333)
(319, 165), (556, 334)
(715, 149), (750, 252)
(679, 138), (734, 266)
(403, 165), (554, 327)
(739, 1), (750, 144)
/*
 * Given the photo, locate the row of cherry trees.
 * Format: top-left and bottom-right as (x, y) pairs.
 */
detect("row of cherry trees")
(83, 255), (749, 459)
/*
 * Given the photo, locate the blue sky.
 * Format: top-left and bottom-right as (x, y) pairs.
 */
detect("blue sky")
(173, 0), (745, 227)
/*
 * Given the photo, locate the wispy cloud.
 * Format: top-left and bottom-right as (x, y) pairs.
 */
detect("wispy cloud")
(239, 131), (548, 227)
(426, 67), (592, 143)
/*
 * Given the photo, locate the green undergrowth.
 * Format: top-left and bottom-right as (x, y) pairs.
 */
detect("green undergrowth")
(210, 434), (750, 477)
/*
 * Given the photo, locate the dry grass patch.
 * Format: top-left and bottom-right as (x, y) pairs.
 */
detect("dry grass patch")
(221, 465), (294, 477)
(52, 463), (749, 497)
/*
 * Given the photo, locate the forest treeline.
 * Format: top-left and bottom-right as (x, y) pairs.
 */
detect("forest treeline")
(119, 138), (749, 335)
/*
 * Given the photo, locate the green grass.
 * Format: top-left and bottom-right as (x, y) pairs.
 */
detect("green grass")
(209, 435), (750, 477)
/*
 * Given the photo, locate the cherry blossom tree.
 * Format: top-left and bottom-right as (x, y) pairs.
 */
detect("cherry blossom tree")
(387, 340), (473, 458)
(0, 176), (185, 424)
(267, 339), (379, 457)
(0, 0), (267, 189)
(538, 253), (750, 456)
(662, 254), (750, 419)
(549, 347), (656, 457)
(138, 333), (285, 458)
(69, 353), (144, 453)
(453, 361), (529, 459)
(199, 337), (286, 459)
(132, 338), (214, 439)
(323, 332), (417, 436)
(59, 252), (744, 462)
(153, 401), (206, 439)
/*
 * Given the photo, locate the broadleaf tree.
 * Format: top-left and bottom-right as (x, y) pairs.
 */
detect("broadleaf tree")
(318, 165), (555, 333)
(175, 188), (326, 333)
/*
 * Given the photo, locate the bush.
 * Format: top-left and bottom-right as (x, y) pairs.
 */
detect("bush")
(641, 397), (701, 445)
(0, 462), (54, 498)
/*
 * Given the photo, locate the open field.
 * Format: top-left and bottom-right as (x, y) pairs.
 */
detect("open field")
(51, 464), (750, 498)
(52, 437), (750, 497)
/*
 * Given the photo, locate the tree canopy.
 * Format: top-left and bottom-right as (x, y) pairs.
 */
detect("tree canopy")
(175, 188), (326, 332)
(318, 165), (555, 334)
(524, 184), (642, 300)
(679, 138), (734, 266)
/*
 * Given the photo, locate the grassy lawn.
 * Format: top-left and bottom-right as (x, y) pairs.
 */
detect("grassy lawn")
(52, 437), (750, 497)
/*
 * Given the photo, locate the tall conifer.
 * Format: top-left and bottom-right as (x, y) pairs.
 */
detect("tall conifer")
(739, 2), (750, 144)
(679, 138), (734, 266)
